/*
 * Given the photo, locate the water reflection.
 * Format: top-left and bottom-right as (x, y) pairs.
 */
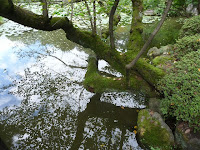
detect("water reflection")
(0, 21), (145, 149)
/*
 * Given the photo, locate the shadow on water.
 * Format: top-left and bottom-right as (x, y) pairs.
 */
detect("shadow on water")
(0, 20), (145, 149)
(71, 93), (139, 149)
(0, 137), (9, 150)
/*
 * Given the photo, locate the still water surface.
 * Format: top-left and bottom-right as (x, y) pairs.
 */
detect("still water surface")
(0, 20), (146, 149)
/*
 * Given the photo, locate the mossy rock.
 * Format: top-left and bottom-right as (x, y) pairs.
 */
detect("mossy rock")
(143, 17), (183, 48)
(152, 55), (172, 66)
(137, 109), (174, 150)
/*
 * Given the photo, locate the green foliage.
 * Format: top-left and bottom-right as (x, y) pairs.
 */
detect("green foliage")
(143, 18), (183, 48)
(179, 15), (200, 38)
(143, 0), (160, 10)
(174, 34), (200, 59)
(158, 50), (200, 131)
(143, 0), (198, 16)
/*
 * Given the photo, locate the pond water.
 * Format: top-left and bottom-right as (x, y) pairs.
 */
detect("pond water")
(0, 20), (147, 149)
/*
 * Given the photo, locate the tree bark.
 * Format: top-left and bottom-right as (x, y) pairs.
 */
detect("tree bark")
(0, 0), (165, 87)
(126, 0), (173, 70)
(41, 0), (48, 19)
(109, 0), (120, 50)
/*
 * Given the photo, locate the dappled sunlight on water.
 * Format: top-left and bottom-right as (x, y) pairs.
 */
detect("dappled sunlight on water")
(0, 20), (145, 149)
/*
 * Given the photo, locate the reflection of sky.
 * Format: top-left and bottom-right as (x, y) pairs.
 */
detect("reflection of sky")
(0, 36), (35, 109)
(0, 20), (144, 149)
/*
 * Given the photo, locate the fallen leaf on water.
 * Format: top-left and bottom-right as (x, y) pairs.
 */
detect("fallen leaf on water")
(133, 130), (137, 134)
(121, 106), (125, 109)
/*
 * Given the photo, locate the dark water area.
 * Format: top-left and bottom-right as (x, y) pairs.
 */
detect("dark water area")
(0, 20), (146, 149)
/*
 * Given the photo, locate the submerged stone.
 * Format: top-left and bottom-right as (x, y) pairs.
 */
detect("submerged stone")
(144, 9), (156, 16)
(137, 109), (174, 150)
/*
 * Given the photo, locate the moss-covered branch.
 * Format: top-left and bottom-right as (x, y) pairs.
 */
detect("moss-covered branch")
(0, 0), (165, 89)
(84, 55), (156, 96)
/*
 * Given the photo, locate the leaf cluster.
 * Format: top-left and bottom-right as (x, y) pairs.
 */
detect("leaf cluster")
(174, 34), (200, 59)
(179, 15), (200, 38)
(158, 50), (200, 131)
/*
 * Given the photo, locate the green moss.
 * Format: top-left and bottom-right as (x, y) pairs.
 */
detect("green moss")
(152, 56), (172, 66)
(125, 51), (165, 86)
(83, 56), (126, 93)
(0, 17), (3, 24)
(138, 109), (173, 150)
(84, 56), (156, 95)
(143, 17), (183, 48)
(128, 2), (144, 53)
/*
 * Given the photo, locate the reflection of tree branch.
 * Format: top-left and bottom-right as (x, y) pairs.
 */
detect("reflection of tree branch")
(35, 51), (87, 69)
(76, 17), (91, 29)
(48, 68), (83, 85)
(71, 94), (138, 149)
(78, 88), (85, 112)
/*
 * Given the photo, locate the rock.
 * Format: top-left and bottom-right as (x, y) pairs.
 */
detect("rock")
(152, 55), (172, 66)
(137, 109), (174, 150)
(175, 121), (200, 150)
(186, 4), (198, 16)
(147, 45), (173, 58)
(149, 98), (161, 114)
(144, 9), (156, 16)
(147, 47), (160, 58)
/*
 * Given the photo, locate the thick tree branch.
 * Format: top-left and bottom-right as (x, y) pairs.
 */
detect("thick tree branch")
(0, 0), (165, 87)
(126, 0), (173, 70)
